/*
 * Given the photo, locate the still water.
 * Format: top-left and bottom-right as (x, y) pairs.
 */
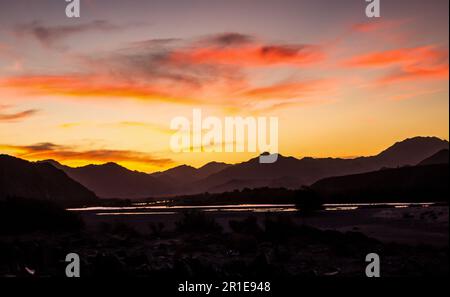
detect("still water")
(67, 202), (437, 216)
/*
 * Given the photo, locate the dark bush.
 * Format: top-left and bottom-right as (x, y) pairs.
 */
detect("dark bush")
(294, 187), (323, 214)
(148, 222), (165, 237)
(264, 215), (299, 242)
(175, 211), (222, 234)
(109, 221), (140, 237)
(229, 215), (262, 235)
(0, 197), (84, 235)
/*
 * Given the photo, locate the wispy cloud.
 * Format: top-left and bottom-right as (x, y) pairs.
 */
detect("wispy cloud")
(170, 41), (325, 67)
(0, 105), (38, 122)
(351, 20), (406, 33)
(197, 33), (255, 47)
(0, 32), (329, 110)
(14, 20), (131, 49)
(117, 121), (173, 134)
(3, 30), (446, 110)
(0, 74), (203, 104)
(379, 64), (448, 84)
(344, 45), (449, 85)
(344, 46), (446, 68)
(241, 79), (336, 100)
(0, 142), (174, 168)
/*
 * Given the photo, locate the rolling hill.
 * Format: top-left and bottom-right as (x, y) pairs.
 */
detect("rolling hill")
(418, 149), (449, 166)
(310, 163), (449, 203)
(0, 154), (97, 207)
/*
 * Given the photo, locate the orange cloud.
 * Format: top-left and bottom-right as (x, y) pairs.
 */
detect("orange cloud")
(344, 46), (446, 68)
(379, 64), (449, 84)
(170, 44), (324, 67)
(1, 73), (332, 110)
(0, 142), (173, 168)
(351, 20), (405, 33)
(0, 74), (201, 104)
(242, 79), (335, 100)
(344, 45), (449, 85)
(1, 33), (332, 110)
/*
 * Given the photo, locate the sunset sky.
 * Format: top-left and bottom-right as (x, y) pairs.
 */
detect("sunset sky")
(0, 0), (448, 172)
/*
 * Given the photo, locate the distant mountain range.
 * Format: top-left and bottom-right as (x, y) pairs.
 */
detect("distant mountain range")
(38, 136), (448, 199)
(42, 159), (231, 199)
(0, 154), (97, 207)
(151, 162), (230, 188)
(1, 136), (448, 202)
(42, 160), (169, 199)
(194, 136), (449, 194)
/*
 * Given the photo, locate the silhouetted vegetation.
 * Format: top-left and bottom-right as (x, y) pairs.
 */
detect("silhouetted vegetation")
(165, 186), (324, 213)
(0, 197), (83, 235)
(293, 187), (323, 214)
(148, 222), (165, 237)
(229, 215), (263, 235)
(97, 221), (141, 238)
(175, 211), (222, 234)
(162, 187), (308, 206)
(0, 211), (447, 277)
(263, 216), (300, 243)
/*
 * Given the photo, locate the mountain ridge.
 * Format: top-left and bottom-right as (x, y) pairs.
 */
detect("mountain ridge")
(418, 149), (449, 166)
(311, 163), (449, 203)
(34, 136), (449, 199)
(0, 154), (97, 207)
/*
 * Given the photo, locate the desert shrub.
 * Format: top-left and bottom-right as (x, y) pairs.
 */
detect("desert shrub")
(229, 215), (262, 235)
(0, 197), (84, 235)
(98, 221), (112, 233)
(96, 220), (140, 237)
(403, 212), (414, 219)
(175, 211), (222, 234)
(263, 215), (299, 242)
(294, 187), (323, 214)
(110, 221), (140, 237)
(148, 222), (165, 237)
(226, 233), (258, 254)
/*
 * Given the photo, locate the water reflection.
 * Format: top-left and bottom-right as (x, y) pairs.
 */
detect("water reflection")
(68, 202), (438, 216)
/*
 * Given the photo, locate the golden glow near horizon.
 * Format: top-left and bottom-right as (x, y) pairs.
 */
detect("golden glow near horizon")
(0, 0), (448, 173)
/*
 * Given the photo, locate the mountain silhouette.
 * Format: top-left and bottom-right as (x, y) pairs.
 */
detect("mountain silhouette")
(41, 160), (171, 199)
(192, 136), (449, 193)
(40, 159), (230, 199)
(150, 162), (231, 194)
(311, 163), (449, 203)
(151, 162), (230, 182)
(375, 136), (449, 166)
(0, 155), (97, 207)
(39, 136), (448, 199)
(418, 149), (449, 166)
